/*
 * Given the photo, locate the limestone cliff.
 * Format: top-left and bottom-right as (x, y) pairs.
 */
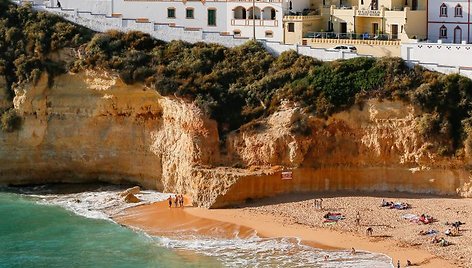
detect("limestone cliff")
(1, 70), (472, 207)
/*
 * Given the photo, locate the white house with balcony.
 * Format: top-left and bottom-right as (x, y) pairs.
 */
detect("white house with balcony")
(47, 0), (315, 42)
(428, 0), (471, 43)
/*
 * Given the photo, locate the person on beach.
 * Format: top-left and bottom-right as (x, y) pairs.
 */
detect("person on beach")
(355, 212), (360, 226)
(324, 255), (329, 261)
(445, 228), (452, 236)
(314, 199), (318, 209)
(174, 195), (179, 207)
(366, 227), (373, 236)
(319, 198), (323, 210)
(350, 247), (356, 255)
(397, 260), (400, 268)
(180, 194), (184, 207)
(167, 196), (172, 208)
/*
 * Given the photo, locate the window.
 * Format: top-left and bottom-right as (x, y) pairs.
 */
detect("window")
(288, 22), (295, 32)
(371, 0), (378, 10)
(265, 31), (273, 38)
(233, 30), (241, 36)
(208, 9), (216, 26)
(440, 3), (447, 17)
(455, 4), (462, 17)
(186, 8), (194, 19)
(439, 25), (447, 39)
(167, 8), (176, 18)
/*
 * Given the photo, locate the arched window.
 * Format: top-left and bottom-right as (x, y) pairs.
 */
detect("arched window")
(454, 26), (462, 43)
(248, 7), (261, 19)
(265, 30), (273, 38)
(440, 3), (447, 17)
(234, 7), (246, 19)
(262, 7), (276, 20)
(439, 25), (447, 39)
(455, 4), (462, 17)
(233, 30), (241, 36)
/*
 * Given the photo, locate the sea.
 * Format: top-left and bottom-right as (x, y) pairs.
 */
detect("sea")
(0, 184), (394, 268)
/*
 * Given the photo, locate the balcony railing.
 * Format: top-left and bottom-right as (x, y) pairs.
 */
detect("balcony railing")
(285, 8), (319, 16)
(231, 19), (278, 27)
(305, 32), (398, 41)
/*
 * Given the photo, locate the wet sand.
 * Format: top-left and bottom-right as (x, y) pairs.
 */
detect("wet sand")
(114, 194), (463, 268)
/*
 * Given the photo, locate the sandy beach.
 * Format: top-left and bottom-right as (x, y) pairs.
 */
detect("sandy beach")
(114, 193), (471, 268)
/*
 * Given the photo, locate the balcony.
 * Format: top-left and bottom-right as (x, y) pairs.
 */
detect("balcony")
(231, 19), (278, 27)
(305, 32), (399, 41)
(284, 8), (320, 16)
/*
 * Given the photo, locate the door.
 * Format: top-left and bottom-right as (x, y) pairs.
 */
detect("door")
(340, 22), (347, 34)
(454, 26), (462, 44)
(391, 24), (398, 39)
(372, 23), (379, 36)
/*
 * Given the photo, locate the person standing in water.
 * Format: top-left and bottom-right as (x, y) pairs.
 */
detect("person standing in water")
(167, 196), (172, 208)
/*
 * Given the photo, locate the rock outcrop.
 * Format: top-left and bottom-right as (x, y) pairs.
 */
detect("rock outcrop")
(120, 186), (141, 197)
(1, 70), (471, 208)
(124, 193), (140, 203)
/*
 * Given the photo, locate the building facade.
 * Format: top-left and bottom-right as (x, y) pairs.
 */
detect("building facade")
(52, 0), (318, 42)
(329, 0), (427, 41)
(428, 0), (471, 43)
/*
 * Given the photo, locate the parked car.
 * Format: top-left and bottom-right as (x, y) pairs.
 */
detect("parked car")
(330, 45), (357, 53)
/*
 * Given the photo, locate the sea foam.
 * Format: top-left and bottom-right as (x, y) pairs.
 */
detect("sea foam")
(22, 186), (393, 268)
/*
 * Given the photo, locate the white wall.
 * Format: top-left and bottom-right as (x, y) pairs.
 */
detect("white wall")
(226, 2), (284, 41)
(112, 0), (228, 33)
(402, 42), (472, 79)
(285, 0), (312, 13)
(48, 0), (111, 15)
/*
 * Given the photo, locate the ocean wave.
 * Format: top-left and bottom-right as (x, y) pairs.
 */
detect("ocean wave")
(26, 186), (171, 220)
(17, 186), (393, 268)
(155, 234), (393, 268)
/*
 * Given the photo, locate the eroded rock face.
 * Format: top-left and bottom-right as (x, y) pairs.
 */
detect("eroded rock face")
(1, 70), (471, 208)
(0, 71), (218, 194)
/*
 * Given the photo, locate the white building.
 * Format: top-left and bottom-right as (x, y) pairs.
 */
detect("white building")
(428, 0), (471, 43)
(50, 0), (315, 42)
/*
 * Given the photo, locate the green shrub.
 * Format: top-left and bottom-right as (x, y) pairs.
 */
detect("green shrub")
(4, 0), (472, 155)
(1, 109), (21, 132)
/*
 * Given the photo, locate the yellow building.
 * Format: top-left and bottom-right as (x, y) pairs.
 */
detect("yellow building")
(283, 0), (426, 45)
(330, 0), (427, 41)
(283, 15), (324, 44)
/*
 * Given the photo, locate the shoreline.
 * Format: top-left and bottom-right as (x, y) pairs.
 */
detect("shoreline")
(185, 206), (453, 267)
(114, 197), (458, 268)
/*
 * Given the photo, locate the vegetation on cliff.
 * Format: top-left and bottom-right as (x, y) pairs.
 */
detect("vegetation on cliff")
(0, 0), (92, 98)
(2, 1), (472, 156)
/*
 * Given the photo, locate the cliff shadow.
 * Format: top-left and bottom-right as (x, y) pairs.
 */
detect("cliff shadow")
(222, 190), (462, 209)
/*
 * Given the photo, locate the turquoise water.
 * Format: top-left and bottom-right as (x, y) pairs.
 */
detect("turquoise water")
(0, 192), (221, 268)
(0, 188), (393, 268)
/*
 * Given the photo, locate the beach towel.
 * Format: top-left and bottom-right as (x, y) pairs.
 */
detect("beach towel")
(402, 214), (418, 220)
